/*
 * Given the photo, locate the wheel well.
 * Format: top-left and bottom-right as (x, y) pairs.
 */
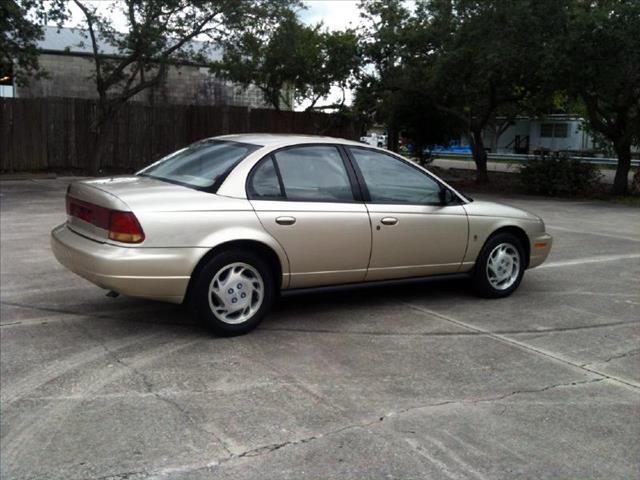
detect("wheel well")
(489, 226), (531, 268)
(184, 240), (283, 304)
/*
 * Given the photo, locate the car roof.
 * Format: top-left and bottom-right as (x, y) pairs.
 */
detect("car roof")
(215, 133), (366, 148)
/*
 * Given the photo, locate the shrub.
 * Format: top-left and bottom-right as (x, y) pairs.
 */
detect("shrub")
(519, 153), (602, 196)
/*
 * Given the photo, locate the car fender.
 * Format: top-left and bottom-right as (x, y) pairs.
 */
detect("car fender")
(463, 215), (543, 266)
(196, 225), (291, 287)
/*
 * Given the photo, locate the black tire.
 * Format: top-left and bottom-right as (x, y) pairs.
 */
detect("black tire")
(471, 232), (526, 298)
(190, 249), (275, 336)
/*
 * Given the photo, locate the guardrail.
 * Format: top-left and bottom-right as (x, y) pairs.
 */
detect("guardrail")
(431, 151), (640, 167)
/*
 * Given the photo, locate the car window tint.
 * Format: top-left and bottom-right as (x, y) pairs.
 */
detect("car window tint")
(248, 157), (283, 199)
(273, 146), (354, 202)
(349, 148), (441, 204)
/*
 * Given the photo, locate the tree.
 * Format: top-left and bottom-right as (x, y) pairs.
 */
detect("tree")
(356, 0), (427, 152)
(50, 0), (296, 173)
(558, 0), (640, 195)
(422, 0), (569, 183)
(1, 0), (67, 86)
(213, 11), (360, 111)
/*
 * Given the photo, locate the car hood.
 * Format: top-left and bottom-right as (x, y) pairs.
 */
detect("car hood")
(69, 176), (251, 212)
(463, 200), (541, 222)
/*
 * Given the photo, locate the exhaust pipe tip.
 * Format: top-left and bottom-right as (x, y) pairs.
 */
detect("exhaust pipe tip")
(106, 290), (120, 298)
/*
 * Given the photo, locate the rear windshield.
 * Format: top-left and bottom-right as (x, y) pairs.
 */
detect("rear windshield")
(137, 140), (259, 190)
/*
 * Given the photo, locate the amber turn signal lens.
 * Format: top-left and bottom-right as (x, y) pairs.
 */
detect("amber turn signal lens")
(108, 211), (145, 243)
(534, 242), (547, 249)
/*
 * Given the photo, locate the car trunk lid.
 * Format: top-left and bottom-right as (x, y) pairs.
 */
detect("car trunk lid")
(65, 175), (250, 242)
(65, 177), (166, 242)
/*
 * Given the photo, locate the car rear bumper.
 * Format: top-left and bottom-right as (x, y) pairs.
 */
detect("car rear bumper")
(528, 233), (553, 269)
(51, 224), (206, 303)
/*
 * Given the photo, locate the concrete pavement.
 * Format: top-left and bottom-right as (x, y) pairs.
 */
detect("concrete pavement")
(1, 178), (639, 479)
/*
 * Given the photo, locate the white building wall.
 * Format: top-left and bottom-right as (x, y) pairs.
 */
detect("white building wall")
(16, 53), (279, 109)
(484, 117), (595, 154)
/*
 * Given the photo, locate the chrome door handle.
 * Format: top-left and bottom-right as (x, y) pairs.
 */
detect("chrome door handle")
(276, 216), (296, 226)
(380, 217), (398, 226)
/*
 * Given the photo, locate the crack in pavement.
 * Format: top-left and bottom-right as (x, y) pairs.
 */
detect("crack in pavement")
(580, 348), (640, 368)
(88, 377), (604, 480)
(88, 471), (148, 480)
(66, 321), (234, 458)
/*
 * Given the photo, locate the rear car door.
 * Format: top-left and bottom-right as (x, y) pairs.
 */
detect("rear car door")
(248, 145), (372, 288)
(347, 147), (469, 281)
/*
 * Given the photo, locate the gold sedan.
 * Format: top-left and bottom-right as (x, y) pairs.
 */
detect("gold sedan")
(51, 134), (552, 335)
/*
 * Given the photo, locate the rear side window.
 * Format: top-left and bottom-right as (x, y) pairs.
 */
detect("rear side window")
(249, 145), (355, 202)
(138, 140), (259, 190)
(349, 148), (441, 204)
(247, 157), (284, 199)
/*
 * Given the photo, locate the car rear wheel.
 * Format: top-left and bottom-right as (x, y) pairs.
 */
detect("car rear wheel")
(191, 250), (275, 336)
(472, 233), (525, 298)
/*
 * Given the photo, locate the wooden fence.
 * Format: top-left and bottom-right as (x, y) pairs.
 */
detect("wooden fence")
(0, 98), (362, 173)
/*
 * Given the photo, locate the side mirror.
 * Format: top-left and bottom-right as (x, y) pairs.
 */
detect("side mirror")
(439, 188), (455, 205)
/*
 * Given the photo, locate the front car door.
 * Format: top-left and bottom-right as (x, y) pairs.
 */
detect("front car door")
(346, 147), (469, 281)
(248, 144), (372, 289)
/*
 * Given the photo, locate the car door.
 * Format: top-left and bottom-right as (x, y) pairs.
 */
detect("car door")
(247, 144), (372, 289)
(347, 147), (469, 281)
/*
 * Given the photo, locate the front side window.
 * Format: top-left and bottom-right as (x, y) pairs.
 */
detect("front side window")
(138, 140), (259, 189)
(271, 146), (354, 202)
(349, 148), (441, 204)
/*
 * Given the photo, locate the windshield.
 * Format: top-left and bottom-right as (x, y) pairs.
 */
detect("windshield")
(137, 140), (259, 190)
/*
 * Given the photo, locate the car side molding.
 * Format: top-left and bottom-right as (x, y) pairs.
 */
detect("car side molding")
(281, 272), (472, 297)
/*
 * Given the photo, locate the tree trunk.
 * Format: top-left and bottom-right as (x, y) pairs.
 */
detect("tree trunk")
(88, 102), (116, 175)
(388, 124), (399, 153)
(612, 140), (631, 196)
(631, 166), (640, 196)
(470, 129), (489, 183)
(87, 131), (107, 175)
(85, 119), (112, 176)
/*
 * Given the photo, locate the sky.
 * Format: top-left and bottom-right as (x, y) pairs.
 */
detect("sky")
(298, 1), (362, 31)
(297, 1), (362, 108)
(57, 0), (365, 109)
(60, 1), (364, 31)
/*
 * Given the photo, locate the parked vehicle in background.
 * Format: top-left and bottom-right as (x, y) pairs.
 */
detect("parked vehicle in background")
(51, 134), (552, 336)
(360, 133), (387, 148)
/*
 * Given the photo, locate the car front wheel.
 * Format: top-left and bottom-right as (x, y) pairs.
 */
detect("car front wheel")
(472, 233), (525, 298)
(191, 250), (275, 336)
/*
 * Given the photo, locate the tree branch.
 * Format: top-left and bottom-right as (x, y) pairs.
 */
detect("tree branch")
(72, 0), (104, 102)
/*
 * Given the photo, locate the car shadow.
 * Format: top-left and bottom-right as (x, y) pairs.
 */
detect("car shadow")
(14, 277), (471, 339)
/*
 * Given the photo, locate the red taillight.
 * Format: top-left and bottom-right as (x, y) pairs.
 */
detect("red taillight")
(66, 195), (144, 243)
(108, 211), (145, 243)
(66, 195), (110, 229)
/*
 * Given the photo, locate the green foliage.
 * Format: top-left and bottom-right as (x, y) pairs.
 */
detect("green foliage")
(519, 154), (603, 196)
(66, 0), (295, 111)
(214, 11), (359, 111)
(355, 0), (567, 180)
(423, 0), (569, 180)
(1, 0), (67, 85)
(354, 0), (461, 150)
(555, 0), (640, 194)
(31, 0), (298, 172)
